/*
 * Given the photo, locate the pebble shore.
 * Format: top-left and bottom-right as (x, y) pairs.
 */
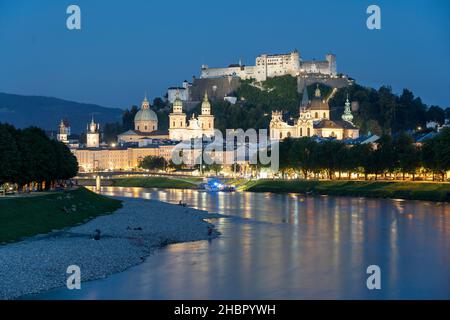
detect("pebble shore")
(0, 197), (222, 299)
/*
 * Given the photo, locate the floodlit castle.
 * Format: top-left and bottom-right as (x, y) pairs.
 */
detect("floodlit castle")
(270, 86), (359, 140)
(201, 50), (336, 82)
(169, 91), (215, 141)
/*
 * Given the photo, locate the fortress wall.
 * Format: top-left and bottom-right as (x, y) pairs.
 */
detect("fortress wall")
(190, 77), (241, 101)
(297, 76), (350, 93)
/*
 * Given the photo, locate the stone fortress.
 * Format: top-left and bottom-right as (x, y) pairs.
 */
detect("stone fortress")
(200, 50), (336, 81)
(168, 50), (350, 107)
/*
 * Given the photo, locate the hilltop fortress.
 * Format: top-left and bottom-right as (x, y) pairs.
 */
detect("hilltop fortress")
(200, 50), (336, 81)
(169, 50), (349, 104)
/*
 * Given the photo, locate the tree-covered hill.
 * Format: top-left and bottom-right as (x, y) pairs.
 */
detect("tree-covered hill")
(188, 76), (449, 135)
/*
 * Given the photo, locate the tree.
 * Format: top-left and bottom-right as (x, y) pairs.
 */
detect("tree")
(0, 124), (21, 187)
(122, 105), (139, 131)
(426, 106), (446, 126)
(139, 156), (167, 171)
(289, 137), (317, 179)
(347, 143), (374, 180)
(393, 133), (420, 180)
(421, 128), (450, 181)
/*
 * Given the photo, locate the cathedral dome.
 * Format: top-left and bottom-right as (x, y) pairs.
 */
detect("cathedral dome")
(135, 95), (158, 122)
(309, 86), (329, 110)
(134, 108), (158, 122)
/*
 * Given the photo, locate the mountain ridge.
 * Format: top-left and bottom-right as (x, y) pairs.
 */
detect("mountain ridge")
(0, 92), (123, 134)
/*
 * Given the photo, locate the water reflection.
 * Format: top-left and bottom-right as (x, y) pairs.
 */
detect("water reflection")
(35, 187), (450, 299)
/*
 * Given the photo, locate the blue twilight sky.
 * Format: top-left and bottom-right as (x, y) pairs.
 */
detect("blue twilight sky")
(0, 0), (449, 109)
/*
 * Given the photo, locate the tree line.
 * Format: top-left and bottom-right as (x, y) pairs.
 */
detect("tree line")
(277, 128), (450, 181)
(0, 123), (78, 191)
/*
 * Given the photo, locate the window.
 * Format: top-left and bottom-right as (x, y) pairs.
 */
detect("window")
(307, 127), (311, 136)
(315, 112), (318, 118)
(323, 112), (326, 118)
(279, 132), (282, 139)
(300, 127), (303, 136)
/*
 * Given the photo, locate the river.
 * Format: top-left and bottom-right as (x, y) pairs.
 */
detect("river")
(33, 187), (450, 299)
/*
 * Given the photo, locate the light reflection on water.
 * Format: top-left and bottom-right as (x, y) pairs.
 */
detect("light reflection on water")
(35, 187), (450, 299)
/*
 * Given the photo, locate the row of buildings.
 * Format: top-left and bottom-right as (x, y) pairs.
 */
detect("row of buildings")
(58, 85), (361, 172)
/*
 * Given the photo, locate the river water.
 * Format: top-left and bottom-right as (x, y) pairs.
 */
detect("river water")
(34, 187), (450, 299)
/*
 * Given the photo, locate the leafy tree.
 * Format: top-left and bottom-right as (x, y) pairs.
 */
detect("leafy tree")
(393, 133), (420, 180)
(426, 106), (446, 125)
(0, 124), (21, 186)
(139, 156), (167, 171)
(289, 137), (317, 178)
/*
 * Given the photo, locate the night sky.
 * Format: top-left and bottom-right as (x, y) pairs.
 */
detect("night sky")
(0, 0), (449, 108)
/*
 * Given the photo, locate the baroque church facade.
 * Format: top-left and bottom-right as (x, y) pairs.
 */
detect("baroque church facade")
(117, 92), (215, 144)
(169, 92), (215, 141)
(270, 86), (359, 141)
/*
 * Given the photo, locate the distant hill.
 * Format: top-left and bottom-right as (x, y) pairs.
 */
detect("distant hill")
(0, 92), (123, 133)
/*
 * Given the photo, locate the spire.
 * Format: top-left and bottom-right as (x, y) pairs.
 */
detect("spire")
(142, 93), (150, 109)
(203, 91), (208, 101)
(341, 92), (354, 123)
(301, 86), (309, 107)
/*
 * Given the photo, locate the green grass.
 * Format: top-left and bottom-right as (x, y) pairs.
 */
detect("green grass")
(0, 187), (122, 244)
(244, 180), (450, 202)
(112, 177), (202, 189)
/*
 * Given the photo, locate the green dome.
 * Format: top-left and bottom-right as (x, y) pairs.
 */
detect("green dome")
(135, 108), (158, 122)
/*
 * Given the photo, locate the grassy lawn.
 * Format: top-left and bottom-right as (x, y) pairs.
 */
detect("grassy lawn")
(112, 176), (202, 189)
(244, 180), (450, 202)
(0, 187), (122, 244)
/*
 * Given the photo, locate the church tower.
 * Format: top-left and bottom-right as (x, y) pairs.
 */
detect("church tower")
(169, 91), (187, 140)
(341, 94), (354, 123)
(57, 119), (70, 143)
(198, 91), (215, 136)
(86, 117), (100, 148)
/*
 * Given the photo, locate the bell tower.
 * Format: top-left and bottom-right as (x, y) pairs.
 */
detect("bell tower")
(198, 91), (215, 136)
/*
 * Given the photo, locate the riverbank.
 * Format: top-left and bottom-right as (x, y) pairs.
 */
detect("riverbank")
(243, 180), (450, 202)
(113, 177), (202, 189)
(0, 187), (122, 244)
(0, 197), (221, 299)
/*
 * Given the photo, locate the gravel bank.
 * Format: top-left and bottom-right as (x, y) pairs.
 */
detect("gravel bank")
(0, 197), (222, 299)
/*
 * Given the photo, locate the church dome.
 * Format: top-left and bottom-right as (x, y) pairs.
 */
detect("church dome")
(135, 95), (158, 122)
(309, 86), (329, 110)
(135, 108), (158, 122)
